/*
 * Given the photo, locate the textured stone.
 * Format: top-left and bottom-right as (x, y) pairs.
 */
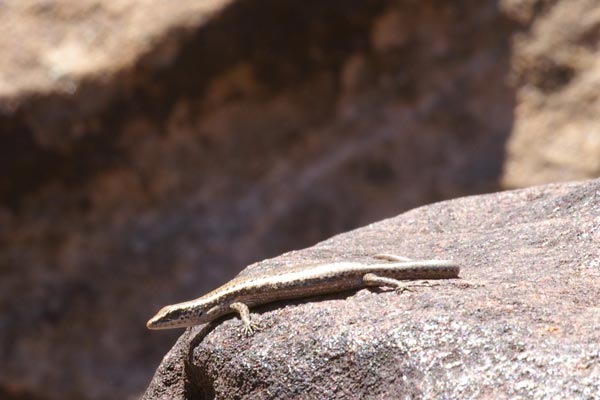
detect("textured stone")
(0, 0), (233, 99)
(502, 0), (600, 187)
(145, 178), (600, 399)
(1, 0), (599, 398)
(0, 2), (515, 398)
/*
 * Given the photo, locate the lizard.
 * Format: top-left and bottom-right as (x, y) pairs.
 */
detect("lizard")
(146, 254), (460, 335)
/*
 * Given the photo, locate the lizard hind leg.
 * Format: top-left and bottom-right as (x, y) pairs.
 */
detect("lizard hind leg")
(230, 302), (262, 336)
(362, 273), (438, 294)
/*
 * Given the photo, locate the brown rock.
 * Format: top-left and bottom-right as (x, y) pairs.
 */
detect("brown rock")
(2, 0), (600, 398)
(145, 178), (600, 399)
(0, 0), (233, 99)
(502, 0), (600, 187)
(0, 1), (516, 398)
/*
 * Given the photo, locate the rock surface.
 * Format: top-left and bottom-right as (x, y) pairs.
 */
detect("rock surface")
(501, 0), (600, 186)
(145, 178), (600, 399)
(1, 0), (600, 399)
(0, 1), (515, 399)
(0, 0), (232, 99)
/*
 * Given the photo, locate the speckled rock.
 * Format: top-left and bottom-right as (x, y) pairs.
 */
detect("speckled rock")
(144, 178), (600, 399)
(0, 1), (515, 398)
(0, 0), (233, 99)
(501, 0), (600, 187)
(3, 0), (600, 399)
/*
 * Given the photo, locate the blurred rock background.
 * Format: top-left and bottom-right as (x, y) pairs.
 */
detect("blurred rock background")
(0, 0), (598, 399)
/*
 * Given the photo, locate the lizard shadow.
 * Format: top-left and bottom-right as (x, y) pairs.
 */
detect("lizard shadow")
(184, 321), (222, 400)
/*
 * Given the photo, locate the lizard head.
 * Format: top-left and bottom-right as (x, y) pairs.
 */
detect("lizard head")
(146, 303), (206, 330)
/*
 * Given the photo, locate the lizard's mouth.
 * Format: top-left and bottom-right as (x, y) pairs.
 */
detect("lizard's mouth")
(147, 306), (195, 329)
(146, 316), (165, 329)
(146, 313), (170, 330)
(146, 318), (158, 329)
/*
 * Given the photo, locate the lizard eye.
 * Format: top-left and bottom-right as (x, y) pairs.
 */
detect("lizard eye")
(166, 308), (185, 321)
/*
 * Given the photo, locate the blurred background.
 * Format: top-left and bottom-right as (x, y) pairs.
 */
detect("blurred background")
(1, 0), (599, 398)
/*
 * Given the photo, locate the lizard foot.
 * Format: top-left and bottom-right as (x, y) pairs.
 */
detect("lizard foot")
(241, 320), (262, 336)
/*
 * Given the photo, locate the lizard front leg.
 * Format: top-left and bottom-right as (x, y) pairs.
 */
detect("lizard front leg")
(230, 302), (262, 336)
